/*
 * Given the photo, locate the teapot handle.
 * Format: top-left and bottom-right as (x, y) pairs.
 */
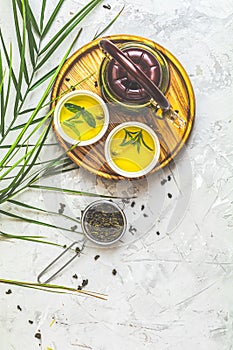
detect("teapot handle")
(99, 39), (170, 111)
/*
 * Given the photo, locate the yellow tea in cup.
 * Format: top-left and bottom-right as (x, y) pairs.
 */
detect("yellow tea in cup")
(105, 122), (160, 178)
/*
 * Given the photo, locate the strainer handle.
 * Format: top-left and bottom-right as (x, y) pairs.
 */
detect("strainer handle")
(99, 39), (170, 111)
(37, 240), (85, 284)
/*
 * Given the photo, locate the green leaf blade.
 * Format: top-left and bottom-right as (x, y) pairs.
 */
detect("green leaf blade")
(40, 0), (102, 54)
(93, 5), (124, 40)
(41, 0), (65, 38)
(0, 29), (22, 100)
(64, 103), (83, 113)
(40, 0), (47, 33)
(82, 110), (96, 128)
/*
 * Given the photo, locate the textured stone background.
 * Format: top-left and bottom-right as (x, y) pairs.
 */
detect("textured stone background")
(0, 0), (233, 349)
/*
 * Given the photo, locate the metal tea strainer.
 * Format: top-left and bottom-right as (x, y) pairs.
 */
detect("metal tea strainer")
(37, 200), (127, 284)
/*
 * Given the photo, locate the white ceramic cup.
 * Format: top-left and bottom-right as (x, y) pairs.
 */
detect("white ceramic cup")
(104, 121), (161, 178)
(53, 90), (109, 146)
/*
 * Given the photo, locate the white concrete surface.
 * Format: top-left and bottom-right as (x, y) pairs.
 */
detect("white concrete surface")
(0, 0), (233, 349)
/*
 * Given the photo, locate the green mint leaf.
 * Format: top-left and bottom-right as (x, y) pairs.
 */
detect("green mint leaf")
(120, 138), (135, 147)
(96, 115), (104, 120)
(64, 103), (83, 113)
(72, 120), (83, 124)
(62, 120), (80, 138)
(65, 111), (82, 123)
(82, 110), (96, 128)
(140, 131), (154, 152)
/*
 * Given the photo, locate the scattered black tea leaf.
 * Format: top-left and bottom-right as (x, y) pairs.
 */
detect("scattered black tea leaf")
(112, 269), (117, 276)
(5, 289), (12, 295)
(94, 255), (100, 261)
(82, 279), (88, 287)
(72, 274), (78, 279)
(35, 332), (41, 340)
(129, 225), (137, 235)
(103, 4), (111, 9)
(17, 305), (22, 311)
(168, 193), (172, 199)
(58, 203), (66, 214)
(75, 247), (81, 254)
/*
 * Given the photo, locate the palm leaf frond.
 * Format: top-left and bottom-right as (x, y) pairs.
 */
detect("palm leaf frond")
(41, 0), (66, 38)
(8, 199), (80, 224)
(40, 0), (102, 54)
(0, 231), (62, 247)
(0, 29), (22, 99)
(0, 278), (107, 299)
(93, 6), (125, 40)
(15, 0), (40, 36)
(0, 209), (81, 234)
(0, 30), (81, 168)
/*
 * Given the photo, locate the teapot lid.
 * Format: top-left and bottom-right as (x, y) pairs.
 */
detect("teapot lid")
(100, 40), (170, 111)
(107, 46), (162, 105)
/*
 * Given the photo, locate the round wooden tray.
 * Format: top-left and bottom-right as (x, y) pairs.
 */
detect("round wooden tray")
(52, 34), (195, 180)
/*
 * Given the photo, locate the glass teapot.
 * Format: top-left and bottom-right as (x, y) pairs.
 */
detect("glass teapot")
(99, 39), (186, 128)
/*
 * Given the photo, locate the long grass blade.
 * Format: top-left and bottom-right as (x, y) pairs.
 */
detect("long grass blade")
(1, 157), (71, 173)
(40, 0), (47, 33)
(0, 29), (22, 99)
(41, 165), (78, 179)
(36, 27), (83, 71)
(15, 0), (40, 36)
(29, 71), (94, 101)
(41, 0), (65, 38)
(12, 0), (29, 85)
(15, 143), (79, 189)
(8, 199), (80, 224)
(24, 0), (38, 66)
(0, 231), (62, 247)
(0, 128), (49, 202)
(15, 0), (38, 68)
(13, 0), (28, 115)
(29, 66), (57, 91)
(0, 278), (107, 299)
(1, 123), (52, 200)
(29, 185), (116, 198)
(10, 117), (46, 131)
(0, 143), (57, 150)
(18, 107), (36, 115)
(0, 209), (81, 233)
(0, 50), (5, 136)
(11, 72), (94, 134)
(93, 6), (124, 40)
(39, 0), (102, 56)
(0, 31), (81, 167)
(2, 44), (13, 134)
(1, 108), (54, 171)
(0, 128), (47, 181)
